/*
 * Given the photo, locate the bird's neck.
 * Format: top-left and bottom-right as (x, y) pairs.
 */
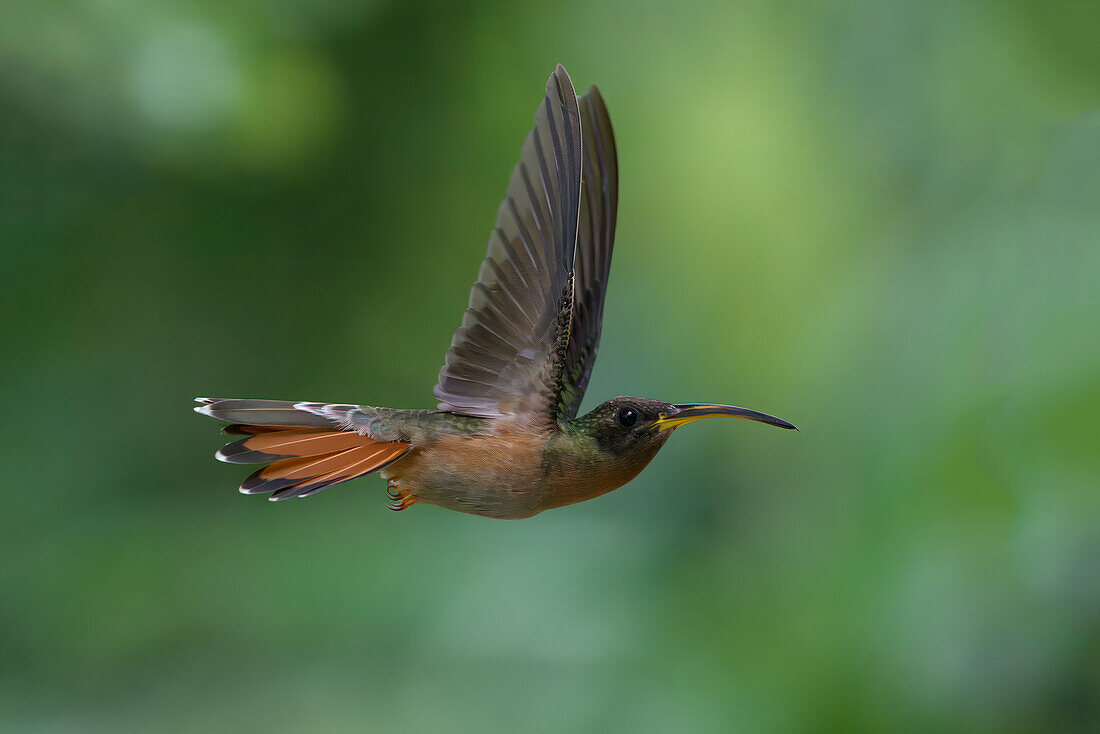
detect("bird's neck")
(539, 421), (666, 509)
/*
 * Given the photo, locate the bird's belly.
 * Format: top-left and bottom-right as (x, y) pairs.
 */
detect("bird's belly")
(382, 433), (553, 519)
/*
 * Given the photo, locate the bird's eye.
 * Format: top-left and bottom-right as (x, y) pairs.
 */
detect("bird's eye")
(617, 407), (638, 427)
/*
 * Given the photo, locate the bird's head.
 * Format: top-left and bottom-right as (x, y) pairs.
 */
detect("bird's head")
(573, 396), (797, 469)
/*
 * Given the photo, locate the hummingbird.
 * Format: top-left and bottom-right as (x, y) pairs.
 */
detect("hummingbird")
(195, 65), (796, 519)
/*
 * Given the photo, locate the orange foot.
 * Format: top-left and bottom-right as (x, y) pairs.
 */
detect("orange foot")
(386, 481), (417, 511)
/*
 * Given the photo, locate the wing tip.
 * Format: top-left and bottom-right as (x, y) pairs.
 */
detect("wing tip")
(548, 64), (578, 111)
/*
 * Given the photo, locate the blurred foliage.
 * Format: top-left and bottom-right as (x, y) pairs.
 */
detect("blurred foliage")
(2, 0), (1099, 732)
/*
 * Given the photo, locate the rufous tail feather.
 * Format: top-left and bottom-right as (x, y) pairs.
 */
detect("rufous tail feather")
(196, 398), (409, 501)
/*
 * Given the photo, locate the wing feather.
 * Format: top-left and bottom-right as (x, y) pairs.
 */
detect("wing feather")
(433, 65), (582, 420)
(557, 85), (619, 419)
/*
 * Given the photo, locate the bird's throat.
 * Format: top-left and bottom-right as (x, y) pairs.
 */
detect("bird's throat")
(538, 426), (669, 510)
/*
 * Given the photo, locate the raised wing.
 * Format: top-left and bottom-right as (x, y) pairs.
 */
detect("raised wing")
(433, 65), (582, 420)
(557, 86), (619, 419)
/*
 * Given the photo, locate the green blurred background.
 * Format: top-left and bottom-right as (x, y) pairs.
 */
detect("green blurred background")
(2, 0), (1098, 731)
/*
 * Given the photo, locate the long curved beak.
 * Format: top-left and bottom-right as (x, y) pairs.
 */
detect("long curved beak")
(652, 403), (798, 432)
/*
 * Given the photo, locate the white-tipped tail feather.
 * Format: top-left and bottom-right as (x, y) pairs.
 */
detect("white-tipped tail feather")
(194, 398), (410, 500)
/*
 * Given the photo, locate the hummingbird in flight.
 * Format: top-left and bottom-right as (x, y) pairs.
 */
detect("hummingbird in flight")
(196, 65), (796, 519)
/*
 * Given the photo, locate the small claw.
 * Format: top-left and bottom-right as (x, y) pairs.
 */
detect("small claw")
(385, 481), (417, 511)
(387, 493), (416, 511)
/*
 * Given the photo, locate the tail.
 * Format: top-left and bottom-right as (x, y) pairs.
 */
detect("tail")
(195, 398), (410, 501)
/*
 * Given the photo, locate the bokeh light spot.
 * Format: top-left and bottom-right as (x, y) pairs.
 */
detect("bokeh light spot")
(128, 21), (241, 133)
